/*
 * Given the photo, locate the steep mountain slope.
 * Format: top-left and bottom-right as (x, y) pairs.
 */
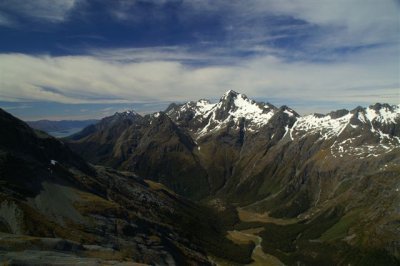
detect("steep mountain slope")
(164, 91), (399, 201)
(170, 92), (400, 265)
(67, 111), (209, 199)
(165, 90), (299, 194)
(67, 91), (400, 264)
(0, 108), (254, 265)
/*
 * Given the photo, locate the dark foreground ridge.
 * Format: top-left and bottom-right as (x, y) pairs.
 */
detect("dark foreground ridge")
(0, 108), (254, 265)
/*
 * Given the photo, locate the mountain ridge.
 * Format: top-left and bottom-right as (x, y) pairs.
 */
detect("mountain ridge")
(67, 90), (400, 196)
(64, 90), (400, 264)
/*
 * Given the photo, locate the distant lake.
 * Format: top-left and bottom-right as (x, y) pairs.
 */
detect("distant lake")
(48, 127), (83, 138)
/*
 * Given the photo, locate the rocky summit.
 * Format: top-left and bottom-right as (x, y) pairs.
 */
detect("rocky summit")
(1, 91), (400, 265)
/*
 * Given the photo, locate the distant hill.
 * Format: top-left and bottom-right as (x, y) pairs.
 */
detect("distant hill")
(26, 119), (98, 137)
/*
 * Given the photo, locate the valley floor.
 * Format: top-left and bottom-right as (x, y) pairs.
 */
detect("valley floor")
(211, 207), (301, 266)
(227, 228), (284, 266)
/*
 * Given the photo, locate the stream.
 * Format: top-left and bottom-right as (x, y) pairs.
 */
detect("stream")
(227, 229), (284, 266)
(210, 207), (298, 265)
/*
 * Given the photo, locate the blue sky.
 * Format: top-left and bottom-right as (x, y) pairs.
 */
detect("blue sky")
(0, 0), (399, 120)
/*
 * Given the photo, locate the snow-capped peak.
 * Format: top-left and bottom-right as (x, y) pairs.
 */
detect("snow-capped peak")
(290, 104), (400, 159)
(165, 92), (400, 157)
(116, 110), (138, 116)
(166, 90), (278, 137)
(216, 91), (275, 124)
(102, 109), (141, 126)
(293, 104), (400, 140)
(364, 104), (400, 124)
(193, 91), (277, 136)
(221, 89), (240, 100)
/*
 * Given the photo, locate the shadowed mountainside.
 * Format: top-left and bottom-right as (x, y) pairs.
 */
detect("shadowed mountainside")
(0, 108), (254, 265)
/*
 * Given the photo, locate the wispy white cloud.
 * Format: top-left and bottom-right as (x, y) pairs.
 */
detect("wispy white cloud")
(89, 46), (215, 63)
(0, 0), (76, 25)
(101, 107), (114, 112)
(278, 0), (398, 47)
(0, 11), (16, 27)
(182, 0), (399, 49)
(101, 0), (399, 61)
(0, 0), (398, 114)
(0, 42), (398, 112)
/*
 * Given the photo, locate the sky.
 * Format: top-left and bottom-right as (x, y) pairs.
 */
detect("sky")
(0, 0), (399, 120)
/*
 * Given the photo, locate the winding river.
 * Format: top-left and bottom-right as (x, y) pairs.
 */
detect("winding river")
(210, 207), (298, 265)
(225, 207), (300, 266)
(227, 228), (284, 266)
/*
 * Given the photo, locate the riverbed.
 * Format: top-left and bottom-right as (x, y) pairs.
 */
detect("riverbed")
(227, 228), (284, 266)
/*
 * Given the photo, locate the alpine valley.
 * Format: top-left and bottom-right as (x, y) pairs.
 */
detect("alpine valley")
(1, 90), (399, 265)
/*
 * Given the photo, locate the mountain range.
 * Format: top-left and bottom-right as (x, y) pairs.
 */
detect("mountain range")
(1, 90), (399, 265)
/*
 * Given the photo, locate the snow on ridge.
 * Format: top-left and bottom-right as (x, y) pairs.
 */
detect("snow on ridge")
(191, 92), (276, 137)
(194, 99), (216, 117)
(365, 107), (378, 122)
(284, 109), (294, 117)
(228, 93), (275, 125)
(293, 105), (400, 158)
(365, 105), (400, 124)
(116, 110), (138, 116)
(293, 103), (399, 140)
(357, 112), (366, 123)
(168, 92), (399, 154)
(178, 92), (275, 128)
(294, 113), (353, 139)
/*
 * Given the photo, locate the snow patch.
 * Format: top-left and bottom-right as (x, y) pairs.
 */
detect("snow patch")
(194, 100), (215, 118)
(293, 113), (353, 139)
(229, 95), (275, 126)
(365, 105), (400, 124)
(284, 109), (294, 117)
